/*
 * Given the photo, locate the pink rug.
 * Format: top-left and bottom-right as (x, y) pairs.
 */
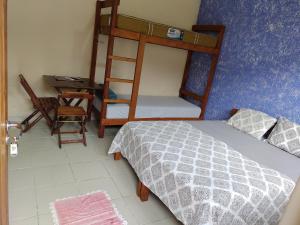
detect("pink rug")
(50, 191), (127, 225)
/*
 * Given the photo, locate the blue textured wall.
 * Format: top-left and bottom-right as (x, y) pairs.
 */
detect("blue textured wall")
(187, 0), (300, 123)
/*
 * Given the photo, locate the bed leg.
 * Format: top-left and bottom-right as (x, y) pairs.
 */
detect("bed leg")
(137, 181), (141, 197)
(114, 152), (122, 160)
(137, 181), (149, 201)
(98, 125), (105, 138)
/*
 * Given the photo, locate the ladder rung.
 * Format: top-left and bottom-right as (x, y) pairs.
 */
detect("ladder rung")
(106, 78), (134, 84)
(104, 99), (130, 104)
(108, 55), (136, 63)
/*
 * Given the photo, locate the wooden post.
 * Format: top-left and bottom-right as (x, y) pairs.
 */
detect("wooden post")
(199, 55), (219, 119)
(99, 0), (119, 138)
(89, 1), (101, 83)
(128, 34), (146, 120)
(179, 50), (193, 98)
(179, 25), (225, 120)
(87, 1), (101, 119)
(199, 25), (225, 120)
(98, 33), (115, 137)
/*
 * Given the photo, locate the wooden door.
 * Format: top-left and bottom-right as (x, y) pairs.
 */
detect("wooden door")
(0, 0), (8, 224)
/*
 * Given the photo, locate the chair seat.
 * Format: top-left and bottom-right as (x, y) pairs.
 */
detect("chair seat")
(52, 91), (91, 148)
(39, 97), (60, 111)
(57, 106), (87, 117)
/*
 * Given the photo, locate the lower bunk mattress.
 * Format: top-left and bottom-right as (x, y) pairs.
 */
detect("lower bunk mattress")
(93, 95), (201, 119)
(108, 120), (298, 225)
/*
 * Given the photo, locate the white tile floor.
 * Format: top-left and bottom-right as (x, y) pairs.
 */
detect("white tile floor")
(8, 121), (182, 225)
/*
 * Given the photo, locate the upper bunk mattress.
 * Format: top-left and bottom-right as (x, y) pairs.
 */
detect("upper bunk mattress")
(100, 14), (218, 48)
(93, 95), (201, 119)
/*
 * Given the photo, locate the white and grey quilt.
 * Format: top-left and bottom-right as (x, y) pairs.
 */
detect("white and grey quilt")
(108, 121), (295, 225)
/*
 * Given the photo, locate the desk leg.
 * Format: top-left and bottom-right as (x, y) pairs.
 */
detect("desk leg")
(87, 99), (93, 120)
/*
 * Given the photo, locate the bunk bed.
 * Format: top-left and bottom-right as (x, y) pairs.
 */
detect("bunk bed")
(89, 0), (225, 137)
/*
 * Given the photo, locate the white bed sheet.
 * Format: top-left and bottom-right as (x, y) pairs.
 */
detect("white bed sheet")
(93, 95), (201, 119)
(108, 121), (295, 225)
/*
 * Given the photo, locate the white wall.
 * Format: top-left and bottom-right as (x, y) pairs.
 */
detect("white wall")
(7, 0), (201, 119)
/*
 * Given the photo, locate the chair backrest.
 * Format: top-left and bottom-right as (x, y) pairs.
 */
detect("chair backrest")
(19, 74), (51, 114)
(19, 74), (55, 126)
(19, 74), (39, 104)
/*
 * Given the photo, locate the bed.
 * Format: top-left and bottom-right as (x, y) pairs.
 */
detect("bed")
(108, 120), (299, 225)
(93, 95), (202, 119)
(90, 0), (226, 137)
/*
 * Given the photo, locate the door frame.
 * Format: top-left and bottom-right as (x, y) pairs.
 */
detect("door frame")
(0, 0), (8, 224)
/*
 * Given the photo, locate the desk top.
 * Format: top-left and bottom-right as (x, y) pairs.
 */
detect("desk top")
(43, 75), (101, 90)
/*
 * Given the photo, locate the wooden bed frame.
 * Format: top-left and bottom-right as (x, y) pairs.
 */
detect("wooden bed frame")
(89, 0), (225, 138)
(113, 109), (237, 202)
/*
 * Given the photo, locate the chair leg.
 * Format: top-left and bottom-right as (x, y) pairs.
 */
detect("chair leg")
(87, 99), (93, 121)
(82, 117), (87, 146)
(21, 112), (43, 133)
(51, 121), (55, 136)
(21, 109), (39, 125)
(40, 106), (56, 129)
(57, 120), (62, 149)
(51, 113), (58, 136)
(79, 117), (88, 133)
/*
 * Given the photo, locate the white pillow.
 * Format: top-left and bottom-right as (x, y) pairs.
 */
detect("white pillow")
(268, 117), (300, 157)
(227, 108), (277, 140)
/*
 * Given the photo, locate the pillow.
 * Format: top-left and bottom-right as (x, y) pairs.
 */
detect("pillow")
(268, 117), (300, 157)
(227, 108), (277, 140)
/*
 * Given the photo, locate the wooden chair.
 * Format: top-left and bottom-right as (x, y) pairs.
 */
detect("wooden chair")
(19, 74), (60, 132)
(52, 91), (94, 148)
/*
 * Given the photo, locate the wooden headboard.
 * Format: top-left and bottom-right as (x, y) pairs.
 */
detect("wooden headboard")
(230, 108), (239, 117)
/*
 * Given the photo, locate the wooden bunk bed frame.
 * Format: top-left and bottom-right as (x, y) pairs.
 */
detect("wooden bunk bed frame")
(89, 0), (225, 138)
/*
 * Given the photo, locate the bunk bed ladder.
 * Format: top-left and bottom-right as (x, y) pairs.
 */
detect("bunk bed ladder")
(100, 35), (146, 133)
(98, 1), (147, 137)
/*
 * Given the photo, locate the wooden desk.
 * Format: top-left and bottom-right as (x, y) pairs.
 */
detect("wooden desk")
(43, 75), (101, 118)
(43, 75), (100, 90)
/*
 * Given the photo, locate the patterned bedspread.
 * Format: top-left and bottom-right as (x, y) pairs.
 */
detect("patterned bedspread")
(108, 121), (295, 225)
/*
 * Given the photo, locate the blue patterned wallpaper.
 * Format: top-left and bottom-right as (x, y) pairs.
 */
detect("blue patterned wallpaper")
(187, 0), (300, 123)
